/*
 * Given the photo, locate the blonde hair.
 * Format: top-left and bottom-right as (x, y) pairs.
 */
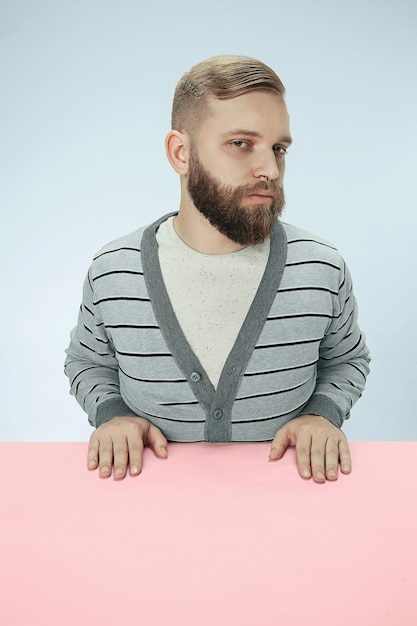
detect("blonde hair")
(171, 55), (286, 134)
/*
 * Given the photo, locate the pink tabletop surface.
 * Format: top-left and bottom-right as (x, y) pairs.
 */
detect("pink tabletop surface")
(1, 441), (416, 626)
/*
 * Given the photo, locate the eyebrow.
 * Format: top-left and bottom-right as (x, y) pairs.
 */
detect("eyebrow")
(222, 129), (293, 145)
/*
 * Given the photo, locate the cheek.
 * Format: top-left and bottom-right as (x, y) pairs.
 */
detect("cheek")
(209, 161), (245, 187)
(195, 143), (252, 187)
(278, 159), (286, 182)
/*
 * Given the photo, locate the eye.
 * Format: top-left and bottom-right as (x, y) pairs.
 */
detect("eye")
(273, 145), (287, 156)
(230, 140), (251, 149)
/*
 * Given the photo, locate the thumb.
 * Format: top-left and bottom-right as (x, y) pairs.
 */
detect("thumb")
(147, 424), (169, 458)
(269, 427), (290, 461)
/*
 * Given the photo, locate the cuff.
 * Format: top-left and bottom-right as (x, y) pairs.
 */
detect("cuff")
(298, 394), (344, 428)
(94, 397), (138, 428)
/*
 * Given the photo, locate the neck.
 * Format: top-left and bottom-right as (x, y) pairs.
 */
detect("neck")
(174, 199), (247, 255)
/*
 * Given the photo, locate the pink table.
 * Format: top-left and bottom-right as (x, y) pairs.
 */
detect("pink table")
(1, 442), (416, 625)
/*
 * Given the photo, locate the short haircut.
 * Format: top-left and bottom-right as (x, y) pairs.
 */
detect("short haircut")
(171, 55), (286, 135)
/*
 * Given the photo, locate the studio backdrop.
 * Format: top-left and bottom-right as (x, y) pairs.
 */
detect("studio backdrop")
(1, 0), (416, 442)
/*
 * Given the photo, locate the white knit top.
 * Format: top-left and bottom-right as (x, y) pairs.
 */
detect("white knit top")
(156, 216), (270, 387)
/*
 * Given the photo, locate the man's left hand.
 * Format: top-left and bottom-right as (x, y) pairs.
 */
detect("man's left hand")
(269, 414), (352, 482)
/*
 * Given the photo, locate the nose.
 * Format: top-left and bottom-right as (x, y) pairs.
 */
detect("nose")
(252, 151), (280, 182)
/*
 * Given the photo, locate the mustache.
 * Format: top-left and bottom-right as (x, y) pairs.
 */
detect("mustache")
(235, 179), (281, 198)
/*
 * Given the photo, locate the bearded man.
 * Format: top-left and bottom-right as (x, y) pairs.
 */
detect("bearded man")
(65, 55), (370, 483)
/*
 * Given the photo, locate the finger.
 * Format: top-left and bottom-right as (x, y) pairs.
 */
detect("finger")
(269, 428), (291, 460)
(112, 435), (129, 480)
(339, 439), (352, 474)
(310, 435), (327, 483)
(126, 431), (145, 476)
(97, 435), (114, 478)
(295, 431), (313, 480)
(87, 435), (99, 470)
(325, 438), (340, 480)
(146, 424), (169, 459)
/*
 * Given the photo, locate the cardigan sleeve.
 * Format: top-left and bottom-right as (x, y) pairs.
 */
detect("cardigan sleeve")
(299, 259), (371, 428)
(64, 267), (137, 428)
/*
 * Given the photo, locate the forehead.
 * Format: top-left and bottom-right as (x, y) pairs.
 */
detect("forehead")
(201, 91), (291, 139)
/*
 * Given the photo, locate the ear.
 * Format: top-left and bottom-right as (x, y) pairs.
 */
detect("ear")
(165, 130), (190, 175)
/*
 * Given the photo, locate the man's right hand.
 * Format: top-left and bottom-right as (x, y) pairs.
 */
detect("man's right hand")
(87, 415), (168, 479)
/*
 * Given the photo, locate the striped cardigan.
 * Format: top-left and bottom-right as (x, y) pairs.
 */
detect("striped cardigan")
(65, 213), (370, 442)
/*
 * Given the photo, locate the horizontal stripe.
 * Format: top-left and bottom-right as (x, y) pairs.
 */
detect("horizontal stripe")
(119, 365), (186, 383)
(232, 399), (308, 423)
(83, 324), (109, 344)
(116, 349), (171, 357)
(80, 340), (114, 357)
(104, 323), (159, 330)
(285, 260), (340, 271)
(287, 238), (337, 250)
(330, 383), (354, 407)
(68, 366), (97, 388)
(267, 313), (333, 321)
(94, 391), (118, 404)
(93, 296), (150, 305)
(328, 310), (353, 335)
(93, 270), (144, 281)
(244, 359), (318, 376)
(160, 400), (199, 406)
(93, 246), (141, 260)
(277, 286), (338, 296)
(255, 338), (322, 349)
(236, 379), (308, 401)
(321, 334), (363, 360)
(83, 383), (119, 408)
(347, 362), (368, 382)
(143, 414), (205, 424)
(343, 289), (353, 306)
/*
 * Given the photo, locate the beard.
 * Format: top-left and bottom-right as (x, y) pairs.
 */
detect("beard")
(187, 147), (285, 246)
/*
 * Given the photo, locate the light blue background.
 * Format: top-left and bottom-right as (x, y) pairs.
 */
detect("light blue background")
(1, 0), (416, 442)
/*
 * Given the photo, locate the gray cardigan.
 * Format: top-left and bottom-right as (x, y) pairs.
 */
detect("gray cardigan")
(65, 214), (370, 442)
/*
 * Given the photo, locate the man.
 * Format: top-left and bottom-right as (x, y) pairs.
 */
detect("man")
(65, 55), (370, 483)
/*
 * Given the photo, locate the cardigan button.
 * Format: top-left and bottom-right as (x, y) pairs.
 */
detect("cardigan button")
(213, 409), (223, 419)
(190, 372), (202, 383)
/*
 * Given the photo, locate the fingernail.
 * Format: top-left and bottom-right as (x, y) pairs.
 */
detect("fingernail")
(88, 460), (96, 468)
(328, 469), (337, 478)
(131, 465), (139, 474)
(100, 466), (109, 474)
(302, 469), (311, 478)
(316, 471), (325, 480)
(342, 464), (351, 472)
(115, 468), (124, 477)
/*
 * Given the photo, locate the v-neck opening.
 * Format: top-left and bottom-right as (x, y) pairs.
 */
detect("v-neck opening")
(141, 212), (288, 441)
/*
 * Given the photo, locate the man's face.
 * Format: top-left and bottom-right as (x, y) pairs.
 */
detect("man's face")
(186, 91), (292, 246)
